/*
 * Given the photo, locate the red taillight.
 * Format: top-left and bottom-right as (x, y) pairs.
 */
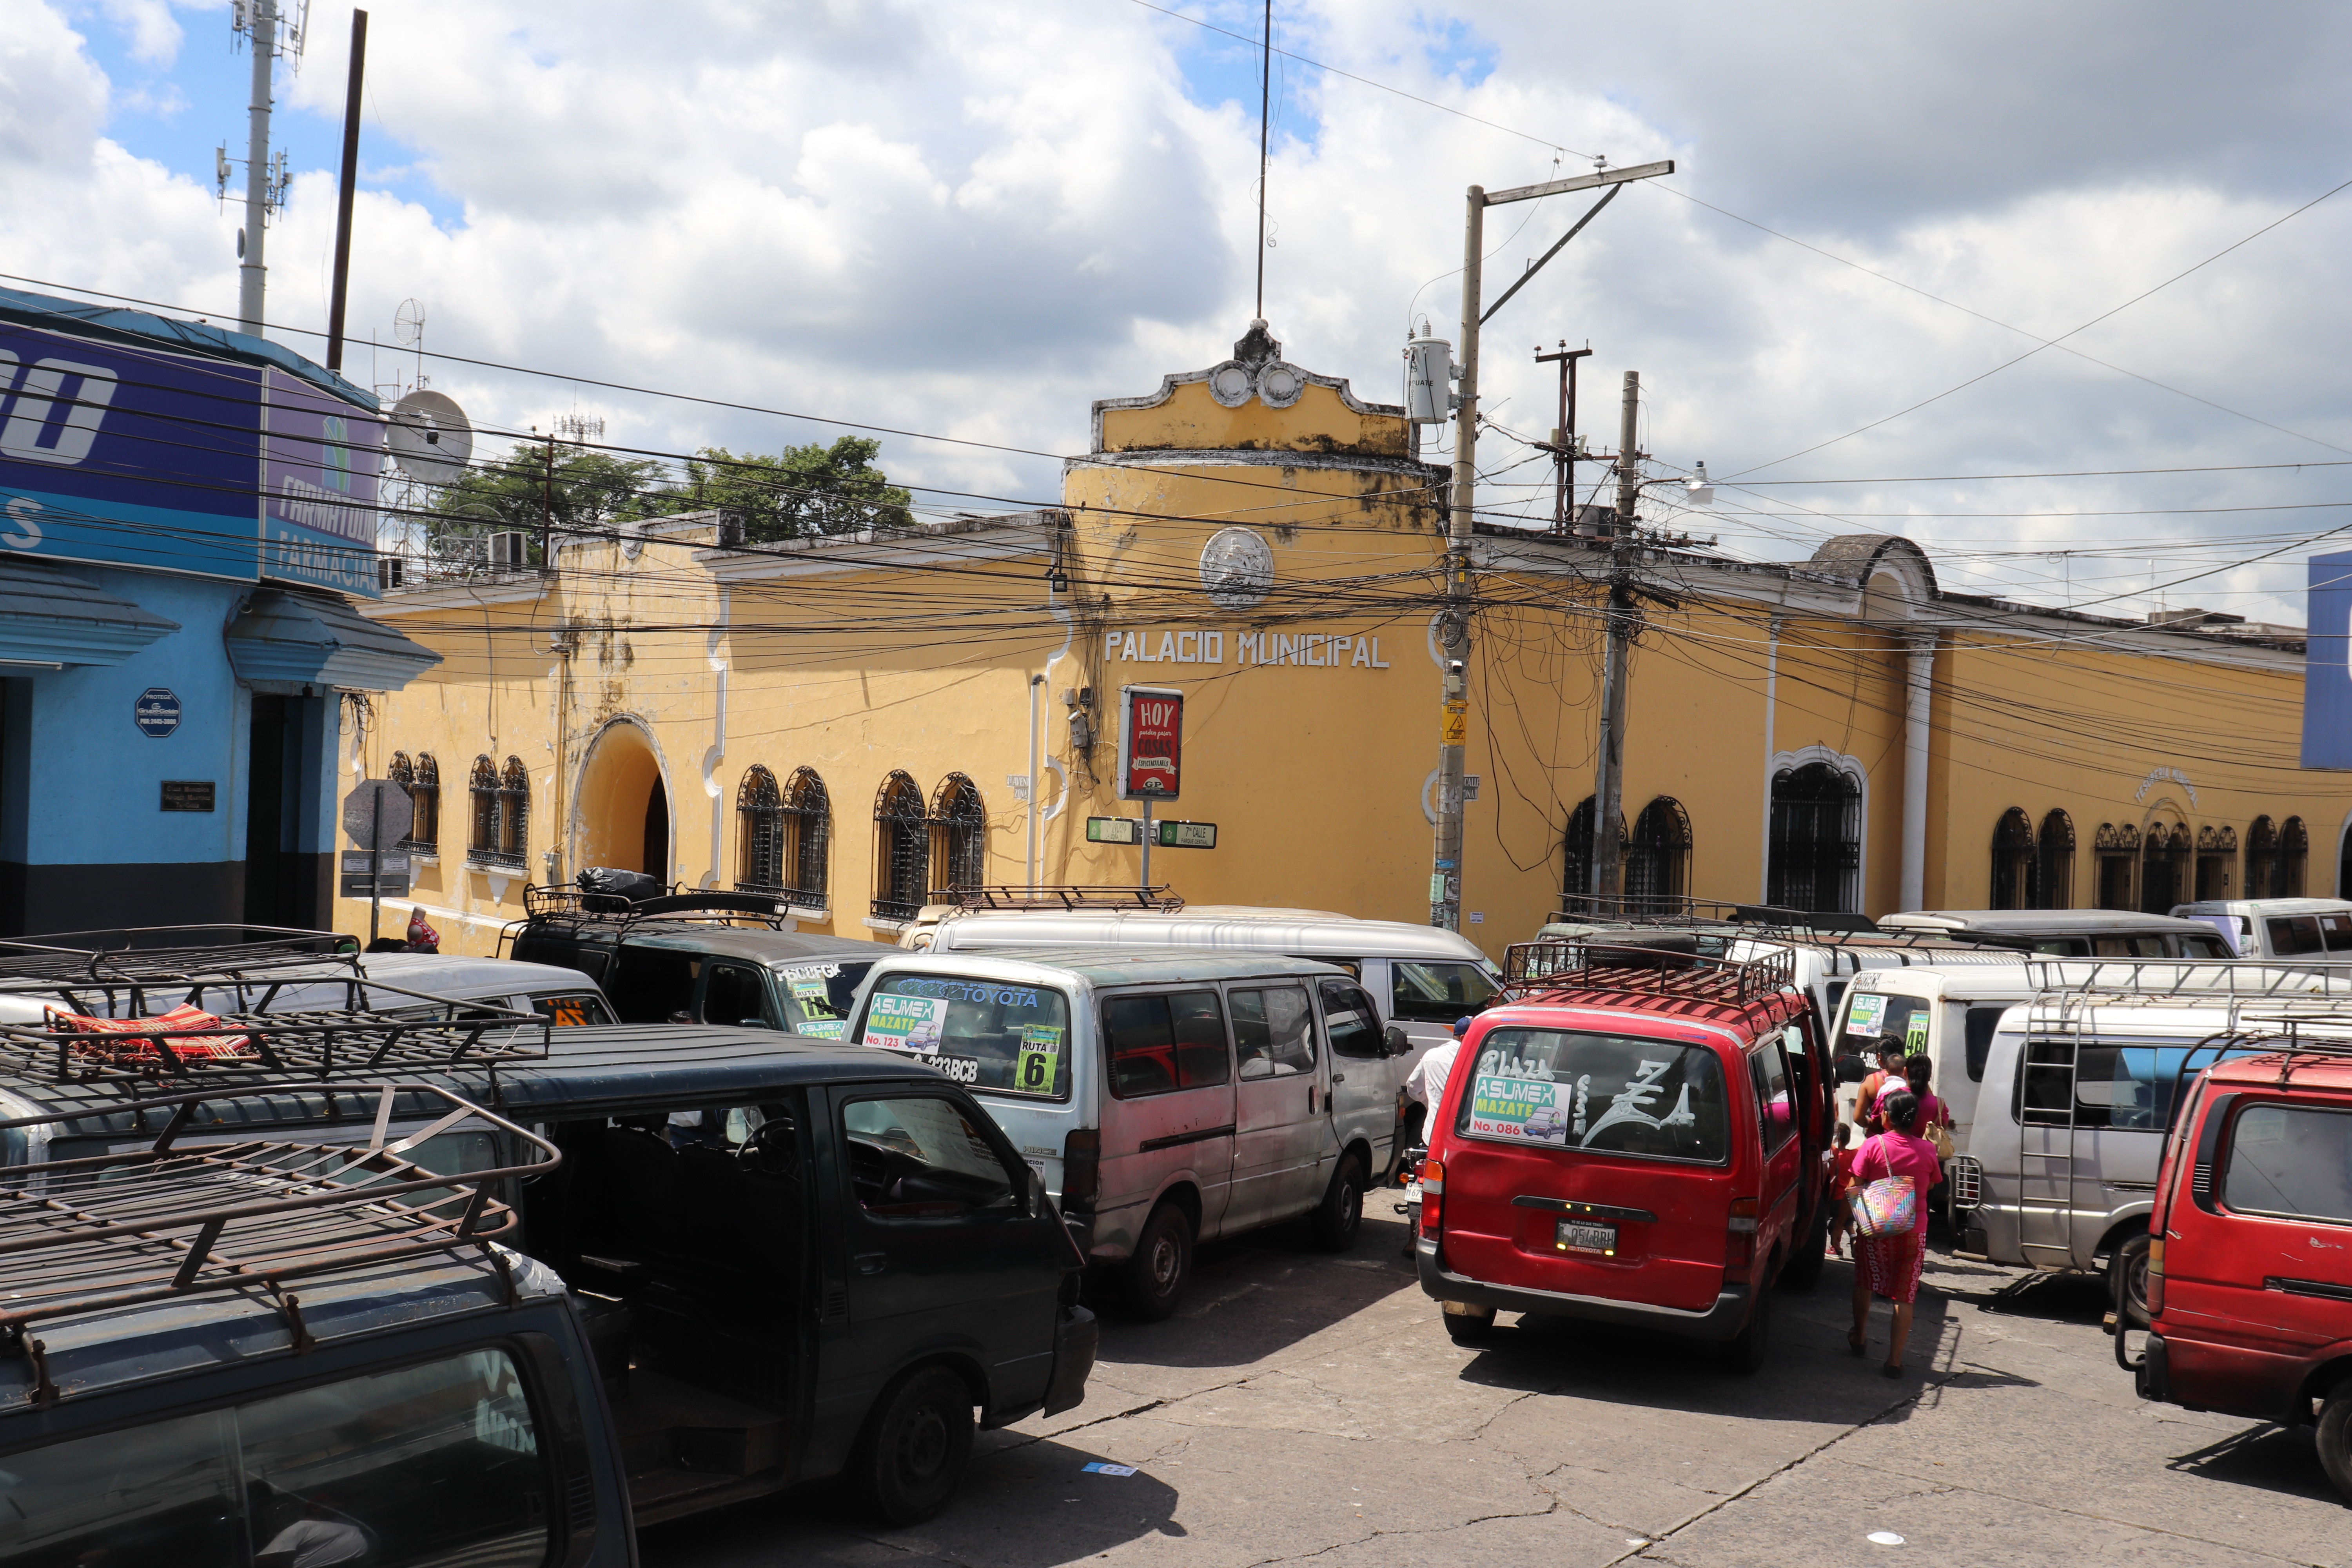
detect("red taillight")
(1418, 1158), (1443, 1237)
(1725, 1197), (1759, 1270)
(1062, 1129), (1100, 1212)
(2145, 1238), (2166, 1316)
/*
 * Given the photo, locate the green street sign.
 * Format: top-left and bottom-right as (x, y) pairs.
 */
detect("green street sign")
(1154, 820), (1217, 849)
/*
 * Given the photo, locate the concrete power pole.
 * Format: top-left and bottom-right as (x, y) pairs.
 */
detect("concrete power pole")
(1591, 370), (1641, 902)
(1426, 158), (1673, 933)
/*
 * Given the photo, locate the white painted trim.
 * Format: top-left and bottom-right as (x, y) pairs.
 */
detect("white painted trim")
(1760, 618), (1780, 902)
(1765, 742), (1870, 913)
(1901, 635), (1936, 911)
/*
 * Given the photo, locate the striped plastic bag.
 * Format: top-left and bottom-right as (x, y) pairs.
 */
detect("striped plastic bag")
(1849, 1174), (1917, 1239)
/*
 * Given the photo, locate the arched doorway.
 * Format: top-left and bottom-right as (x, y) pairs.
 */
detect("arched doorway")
(574, 718), (673, 880)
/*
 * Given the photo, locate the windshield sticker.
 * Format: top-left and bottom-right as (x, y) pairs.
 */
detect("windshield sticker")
(1465, 1074), (1570, 1144)
(863, 993), (947, 1053)
(1847, 993), (1887, 1037)
(781, 963), (843, 983)
(1580, 1060), (1695, 1145)
(888, 978), (1043, 1007)
(933, 1053), (982, 1085)
(796, 1019), (846, 1039)
(1016, 1027), (1063, 1094)
(788, 975), (830, 1001)
(1904, 1010), (1930, 1052)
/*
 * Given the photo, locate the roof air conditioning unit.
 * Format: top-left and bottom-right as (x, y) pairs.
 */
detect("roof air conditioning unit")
(488, 531), (530, 570)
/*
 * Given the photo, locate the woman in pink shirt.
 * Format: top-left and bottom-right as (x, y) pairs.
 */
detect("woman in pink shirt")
(1847, 1089), (1941, 1377)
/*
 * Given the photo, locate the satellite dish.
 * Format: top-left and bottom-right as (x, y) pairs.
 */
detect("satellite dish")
(393, 298), (426, 347)
(388, 389), (473, 485)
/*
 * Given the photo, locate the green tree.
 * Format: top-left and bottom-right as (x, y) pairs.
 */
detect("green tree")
(425, 442), (666, 556)
(660, 437), (915, 543)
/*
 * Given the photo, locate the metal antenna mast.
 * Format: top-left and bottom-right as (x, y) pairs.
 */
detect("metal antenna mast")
(1255, 0), (1272, 319)
(224, 0), (307, 338)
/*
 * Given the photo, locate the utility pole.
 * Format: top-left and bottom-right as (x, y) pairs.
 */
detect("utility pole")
(1427, 159), (1673, 933)
(325, 10), (369, 372)
(1537, 344), (1591, 532)
(1592, 370), (1642, 902)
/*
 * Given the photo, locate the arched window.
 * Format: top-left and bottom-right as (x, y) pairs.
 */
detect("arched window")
(737, 765), (784, 892)
(1767, 762), (1861, 913)
(467, 756), (498, 864)
(1990, 808), (2036, 910)
(783, 767), (831, 909)
(496, 757), (530, 869)
(2245, 816), (2278, 898)
(2093, 823), (2138, 910)
(2140, 820), (2189, 915)
(408, 753), (440, 853)
(932, 773), (988, 891)
(2036, 809), (2075, 909)
(1561, 796), (1597, 913)
(873, 772), (929, 922)
(388, 752), (417, 850)
(2282, 815), (2309, 897)
(1625, 798), (1692, 911)
(2194, 825), (2238, 902)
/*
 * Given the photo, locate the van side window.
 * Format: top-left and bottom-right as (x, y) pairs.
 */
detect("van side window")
(1103, 991), (1231, 1098)
(701, 961), (769, 1026)
(1390, 961), (1498, 1024)
(2267, 915), (2326, 956)
(1318, 978), (1387, 1060)
(2221, 1104), (2352, 1225)
(843, 1095), (1018, 1214)
(2018, 1037), (2076, 1125)
(611, 946), (699, 1020)
(2322, 914), (2352, 952)
(1962, 1007), (2006, 1083)
(1749, 1044), (1797, 1152)
(1232, 985), (1316, 1078)
(0, 1350), (551, 1568)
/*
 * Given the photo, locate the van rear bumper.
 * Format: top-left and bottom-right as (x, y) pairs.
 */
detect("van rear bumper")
(1042, 1305), (1100, 1418)
(1416, 1240), (1752, 1341)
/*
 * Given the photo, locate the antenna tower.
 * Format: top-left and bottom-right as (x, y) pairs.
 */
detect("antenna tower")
(218, 0), (311, 337)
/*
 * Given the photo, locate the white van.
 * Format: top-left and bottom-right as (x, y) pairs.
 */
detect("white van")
(845, 946), (1411, 1317)
(1875, 908), (2236, 958)
(906, 907), (1500, 1070)
(2170, 898), (2352, 962)
(1950, 959), (2352, 1324)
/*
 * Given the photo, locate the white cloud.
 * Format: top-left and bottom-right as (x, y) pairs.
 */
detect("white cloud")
(5, 0), (2350, 622)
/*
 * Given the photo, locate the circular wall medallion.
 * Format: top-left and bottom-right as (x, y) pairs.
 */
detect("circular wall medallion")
(1206, 362), (1255, 408)
(1200, 527), (1275, 608)
(1256, 359), (1307, 408)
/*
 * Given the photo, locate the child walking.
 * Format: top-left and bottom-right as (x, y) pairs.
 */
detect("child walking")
(1826, 1122), (1858, 1258)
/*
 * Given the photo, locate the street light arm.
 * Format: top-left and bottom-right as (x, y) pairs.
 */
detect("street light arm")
(1480, 185), (1621, 327)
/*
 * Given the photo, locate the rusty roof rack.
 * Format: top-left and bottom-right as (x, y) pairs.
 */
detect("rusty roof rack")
(0, 1083), (557, 1396)
(0, 985), (549, 1087)
(519, 881), (793, 926)
(1503, 938), (1798, 1006)
(0, 924), (360, 985)
(929, 884), (1186, 913)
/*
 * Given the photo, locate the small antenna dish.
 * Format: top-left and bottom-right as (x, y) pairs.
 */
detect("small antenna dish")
(393, 299), (426, 347)
(388, 389), (473, 486)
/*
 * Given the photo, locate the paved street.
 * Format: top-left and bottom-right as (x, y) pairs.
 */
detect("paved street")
(647, 1205), (2347, 1568)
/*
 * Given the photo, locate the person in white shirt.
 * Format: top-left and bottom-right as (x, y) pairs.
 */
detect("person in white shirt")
(1403, 1015), (1474, 1155)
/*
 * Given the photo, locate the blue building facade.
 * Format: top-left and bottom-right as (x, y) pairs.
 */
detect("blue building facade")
(0, 286), (436, 933)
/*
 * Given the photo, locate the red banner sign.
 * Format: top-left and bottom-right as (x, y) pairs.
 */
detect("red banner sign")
(1120, 686), (1183, 802)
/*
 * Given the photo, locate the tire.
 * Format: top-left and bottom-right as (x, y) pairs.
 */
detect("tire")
(1717, 1284), (1773, 1375)
(1443, 1306), (1495, 1347)
(2318, 1387), (2352, 1504)
(1122, 1201), (1194, 1321)
(855, 1366), (975, 1526)
(2109, 1233), (2153, 1332)
(1779, 1200), (1829, 1293)
(1308, 1155), (1367, 1252)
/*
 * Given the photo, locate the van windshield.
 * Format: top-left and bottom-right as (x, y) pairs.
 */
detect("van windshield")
(859, 973), (1072, 1100)
(1455, 1027), (1728, 1164)
(777, 959), (872, 1038)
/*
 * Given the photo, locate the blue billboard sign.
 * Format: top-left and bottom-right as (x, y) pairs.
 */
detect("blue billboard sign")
(2302, 551), (2352, 768)
(0, 312), (381, 598)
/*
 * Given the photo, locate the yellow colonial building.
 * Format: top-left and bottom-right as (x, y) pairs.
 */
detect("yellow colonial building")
(341, 324), (2352, 957)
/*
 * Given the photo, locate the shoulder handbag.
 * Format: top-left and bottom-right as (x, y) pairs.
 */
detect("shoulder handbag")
(1847, 1143), (1918, 1239)
(1929, 1122), (1956, 1161)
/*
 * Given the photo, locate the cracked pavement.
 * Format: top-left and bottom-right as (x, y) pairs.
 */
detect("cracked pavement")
(642, 1207), (2349, 1568)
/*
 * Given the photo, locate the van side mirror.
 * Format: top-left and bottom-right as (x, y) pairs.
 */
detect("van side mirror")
(1383, 1025), (1410, 1057)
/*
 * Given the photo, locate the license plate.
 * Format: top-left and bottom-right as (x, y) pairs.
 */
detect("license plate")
(1556, 1219), (1616, 1256)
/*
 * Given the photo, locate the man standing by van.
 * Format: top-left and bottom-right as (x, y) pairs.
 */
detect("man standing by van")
(1403, 1014), (1475, 1157)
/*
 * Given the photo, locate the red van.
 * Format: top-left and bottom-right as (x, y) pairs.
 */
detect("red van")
(1415, 941), (1834, 1372)
(2128, 1043), (2352, 1501)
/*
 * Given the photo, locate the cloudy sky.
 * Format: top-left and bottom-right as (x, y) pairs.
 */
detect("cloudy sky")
(7, 0), (2351, 621)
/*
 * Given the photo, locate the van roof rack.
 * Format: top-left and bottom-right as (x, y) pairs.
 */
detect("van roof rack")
(931, 885), (1186, 913)
(2023, 957), (2352, 1000)
(1502, 938), (1798, 1006)
(1544, 901), (2011, 951)
(0, 925), (360, 985)
(0, 1083), (556, 1394)
(0, 986), (550, 1087)
(520, 882), (793, 927)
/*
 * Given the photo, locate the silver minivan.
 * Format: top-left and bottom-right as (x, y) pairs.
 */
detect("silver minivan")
(2171, 897), (2352, 962)
(846, 946), (1410, 1317)
(1951, 959), (2352, 1325)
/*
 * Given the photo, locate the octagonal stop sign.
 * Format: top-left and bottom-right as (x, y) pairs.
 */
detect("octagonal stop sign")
(342, 779), (415, 850)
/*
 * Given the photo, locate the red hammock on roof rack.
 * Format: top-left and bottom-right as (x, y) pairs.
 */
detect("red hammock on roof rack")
(40, 1002), (257, 1065)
